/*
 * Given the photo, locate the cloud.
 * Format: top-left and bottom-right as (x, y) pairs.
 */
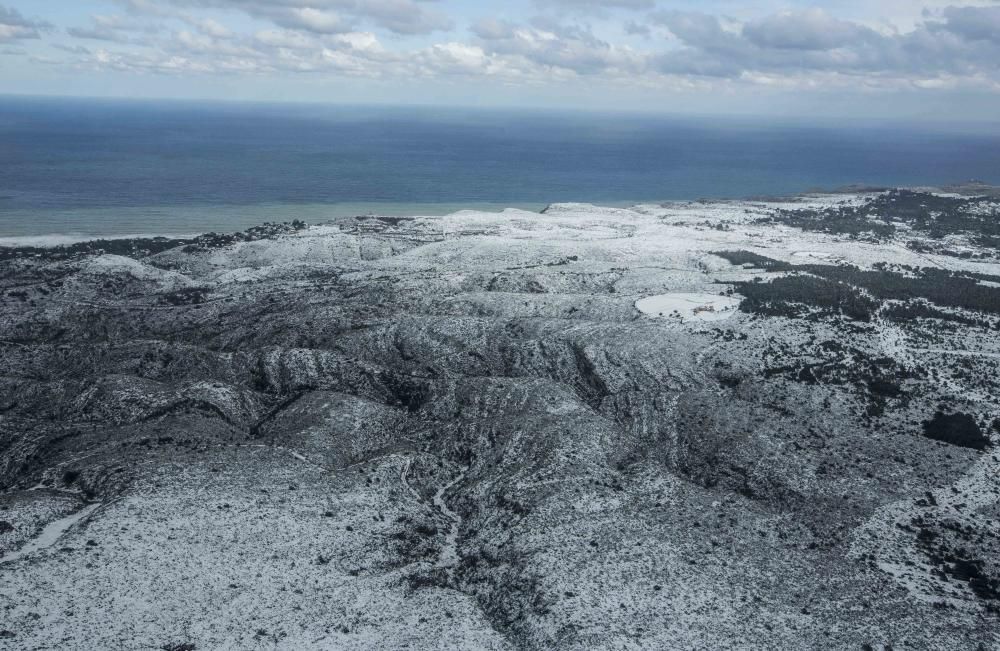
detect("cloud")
(650, 11), (736, 51)
(533, 0), (655, 11)
(624, 20), (650, 37)
(423, 42), (490, 74)
(252, 28), (318, 51)
(188, 17), (231, 38)
(0, 5), (52, 42)
(351, 0), (452, 35)
(266, 7), (350, 35)
(121, 0), (453, 36)
(742, 9), (877, 51)
(935, 5), (1000, 44)
(65, 16), (406, 79)
(471, 17), (516, 41)
(40, 1), (1000, 99)
(647, 8), (1000, 84)
(67, 15), (159, 43)
(472, 16), (641, 75)
(53, 43), (93, 55)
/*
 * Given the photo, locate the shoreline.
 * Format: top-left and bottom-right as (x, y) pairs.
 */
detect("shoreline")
(0, 200), (552, 242)
(2, 183), (998, 247)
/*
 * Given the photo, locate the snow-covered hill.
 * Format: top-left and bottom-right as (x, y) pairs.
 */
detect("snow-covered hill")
(0, 190), (998, 649)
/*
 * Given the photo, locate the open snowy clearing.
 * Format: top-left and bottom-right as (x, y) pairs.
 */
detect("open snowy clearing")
(636, 292), (743, 322)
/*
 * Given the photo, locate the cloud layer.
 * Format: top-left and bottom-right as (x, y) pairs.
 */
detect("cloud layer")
(5, 1), (1000, 101)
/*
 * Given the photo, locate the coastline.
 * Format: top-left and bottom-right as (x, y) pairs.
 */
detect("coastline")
(2, 183), (997, 246)
(0, 200), (556, 242)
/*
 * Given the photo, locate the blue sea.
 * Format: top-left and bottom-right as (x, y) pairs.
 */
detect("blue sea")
(1, 96), (999, 240)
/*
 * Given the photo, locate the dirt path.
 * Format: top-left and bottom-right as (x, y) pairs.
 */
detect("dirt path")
(399, 457), (469, 572)
(432, 466), (469, 570)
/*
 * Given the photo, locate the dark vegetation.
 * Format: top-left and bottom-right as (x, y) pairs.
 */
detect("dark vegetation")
(880, 302), (989, 328)
(735, 275), (877, 321)
(809, 266), (1000, 318)
(907, 240), (996, 260)
(766, 205), (896, 239)
(0, 221), (308, 262)
(909, 511), (1000, 612)
(160, 288), (210, 306)
(353, 215), (415, 227)
(711, 250), (791, 271)
(714, 249), (1000, 325)
(922, 412), (991, 451)
(763, 344), (913, 417)
(758, 190), (1000, 243)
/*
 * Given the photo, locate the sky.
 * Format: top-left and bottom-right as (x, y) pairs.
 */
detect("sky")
(1, 1), (1000, 121)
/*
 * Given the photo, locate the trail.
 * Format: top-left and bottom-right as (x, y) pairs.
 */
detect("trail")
(399, 457), (425, 504)
(1, 503), (100, 565)
(907, 348), (1000, 360)
(399, 457), (469, 571)
(432, 466), (469, 570)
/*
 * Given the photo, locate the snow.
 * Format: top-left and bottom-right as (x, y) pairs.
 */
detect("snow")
(636, 292), (743, 322)
(0, 504), (99, 565)
(431, 466), (468, 571)
(76, 254), (196, 290)
(792, 251), (837, 260)
(849, 451), (1000, 611)
(0, 449), (510, 650)
(4, 188), (1000, 649)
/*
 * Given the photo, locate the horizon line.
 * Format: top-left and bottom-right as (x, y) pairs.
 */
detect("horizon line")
(3, 92), (1000, 133)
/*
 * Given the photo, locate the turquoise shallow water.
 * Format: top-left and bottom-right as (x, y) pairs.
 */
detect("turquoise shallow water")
(1, 96), (998, 238)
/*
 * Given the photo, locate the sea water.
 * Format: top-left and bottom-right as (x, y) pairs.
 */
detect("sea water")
(2, 96), (998, 239)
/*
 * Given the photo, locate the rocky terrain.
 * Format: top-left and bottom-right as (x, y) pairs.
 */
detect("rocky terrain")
(0, 189), (998, 650)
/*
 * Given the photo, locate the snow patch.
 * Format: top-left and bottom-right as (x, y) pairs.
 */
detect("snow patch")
(77, 255), (194, 289)
(636, 292), (742, 322)
(1, 504), (99, 564)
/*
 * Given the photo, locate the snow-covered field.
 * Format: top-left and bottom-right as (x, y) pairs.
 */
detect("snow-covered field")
(636, 292), (743, 322)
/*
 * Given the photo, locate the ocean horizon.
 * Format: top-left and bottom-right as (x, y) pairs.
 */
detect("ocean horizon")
(2, 95), (999, 239)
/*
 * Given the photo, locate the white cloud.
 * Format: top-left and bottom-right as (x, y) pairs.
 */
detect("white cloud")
(273, 8), (348, 35)
(647, 7), (1000, 85)
(0, 5), (52, 42)
(128, 0), (453, 36)
(31, 1), (1000, 103)
(742, 9), (877, 51)
(533, 0), (655, 11)
(472, 17), (642, 75)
